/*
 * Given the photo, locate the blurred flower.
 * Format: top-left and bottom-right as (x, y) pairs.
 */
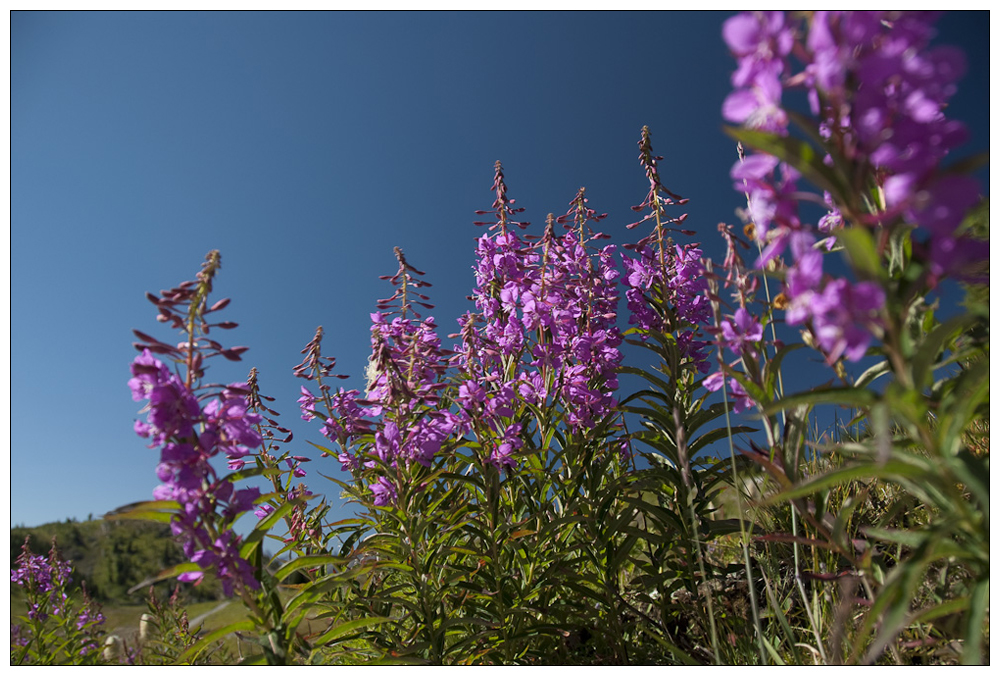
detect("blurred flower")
(810, 279), (885, 363)
(704, 371), (753, 414)
(721, 307), (764, 357)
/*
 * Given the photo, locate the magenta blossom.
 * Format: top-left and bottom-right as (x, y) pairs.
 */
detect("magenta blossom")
(370, 475), (397, 507)
(704, 371), (753, 414)
(810, 279), (885, 363)
(721, 307), (764, 357)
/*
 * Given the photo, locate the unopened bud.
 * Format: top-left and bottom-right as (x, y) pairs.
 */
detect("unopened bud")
(139, 613), (155, 642)
(103, 635), (123, 661)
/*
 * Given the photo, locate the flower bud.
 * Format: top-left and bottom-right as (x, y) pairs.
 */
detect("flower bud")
(139, 613), (156, 642)
(103, 635), (123, 661)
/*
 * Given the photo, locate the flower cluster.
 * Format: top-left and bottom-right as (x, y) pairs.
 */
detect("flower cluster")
(784, 231), (885, 363)
(11, 540), (74, 623)
(621, 127), (711, 370)
(701, 223), (769, 415)
(11, 539), (105, 660)
(293, 326), (371, 463)
(362, 252), (465, 479)
(723, 11), (981, 363)
(129, 253), (264, 597)
(302, 249), (465, 504)
(130, 350), (262, 596)
(459, 170), (626, 459)
(722, 11), (793, 135)
(316, 164), (632, 495)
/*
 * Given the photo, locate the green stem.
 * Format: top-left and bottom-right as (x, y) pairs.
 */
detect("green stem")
(706, 260), (767, 664)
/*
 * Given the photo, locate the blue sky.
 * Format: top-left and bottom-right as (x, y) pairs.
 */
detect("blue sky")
(9, 11), (990, 528)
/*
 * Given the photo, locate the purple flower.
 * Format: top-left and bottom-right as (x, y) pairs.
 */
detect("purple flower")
(785, 231), (824, 320)
(374, 421), (401, 464)
(623, 244), (710, 342)
(489, 423), (524, 469)
(907, 174), (980, 237)
(369, 475), (397, 507)
(130, 351), (201, 447)
(284, 457), (307, 478)
(11, 538), (103, 651)
(228, 487), (261, 515)
(74, 604), (105, 631)
(926, 234), (989, 283)
(810, 279), (885, 363)
(725, 11), (979, 292)
(721, 307), (764, 356)
(298, 386), (317, 421)
(722, 70), (788, 133)
(817, 192), (843, 242)
(11, 624), (28, 648)
(457, 380), (487, 410)
(403, 413), (459, 467)
(704, 371), (753, 414)
(321, 388), (370, 445)
(732, 159), (802, 248)
(204, 385), (263, 452)
(780, 231), (885, 363)
(723, 11), (793, 88)
(128, 349), (173, 401)
(485, 381), (517, 419)
(723, 12), (792, 133)
(130, 349), (261, 597)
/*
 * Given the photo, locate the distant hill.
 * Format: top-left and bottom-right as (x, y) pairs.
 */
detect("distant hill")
(11, 518), (223, 604)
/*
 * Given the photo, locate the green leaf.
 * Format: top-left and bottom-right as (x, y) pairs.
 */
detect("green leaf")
(311, 616), (394, 647)
(224, 465), (283, 483)
(948, 449), (989, 513)
(963, 579), (989, 665)
(938, 364), (990, 457)
(126, 562), (203, 594)
(689, 425), (756, 455)
(763, 386), (877, 416)
(836, 226), (884, 282)
(273, 554), (346, 582)
(763, 343), (802, 398)
(703, 517), (757, 537)
(724, 125), (846, 199)
(910, 312), (981, 391)
(619, 366), (674, 396)
(647, 632), (699, 666)
(861, 526), (927, 548)
(239, 497), (307, 559)
(854, 360), (890, 389)
(179, 619), (256, 664)
(103, 500), (179, 522)
(762, 636), (786, 665)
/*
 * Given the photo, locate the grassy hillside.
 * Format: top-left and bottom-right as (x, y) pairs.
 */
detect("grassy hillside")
(10, 517), (222, 604)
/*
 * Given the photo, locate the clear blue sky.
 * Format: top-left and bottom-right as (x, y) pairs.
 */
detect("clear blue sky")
(9, 11), (989, 527)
